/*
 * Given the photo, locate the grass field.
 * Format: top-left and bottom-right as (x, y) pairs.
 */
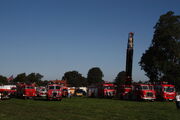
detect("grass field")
(0, 97), (180, 120)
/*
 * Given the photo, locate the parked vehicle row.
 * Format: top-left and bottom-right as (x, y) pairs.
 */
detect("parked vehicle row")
(0, 83), (65, 101)
(86, 81), (176, 101)
(116, 82), (176, 101)
(0, 82), (176, 102)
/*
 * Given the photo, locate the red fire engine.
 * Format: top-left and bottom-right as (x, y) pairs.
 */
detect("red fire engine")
(154, 82), (176, 101)
(117, 84), (133, 99)
(16, 83), (36, 99)
(36, 86), (47, 97)
(0, 85), (16, 99)
(132, 84), (156, 101)
(47, 84), (62, 101)
(88, 82), (116, 98)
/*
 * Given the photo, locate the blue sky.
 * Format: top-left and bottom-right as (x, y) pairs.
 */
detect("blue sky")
(0, 0), (180, 81)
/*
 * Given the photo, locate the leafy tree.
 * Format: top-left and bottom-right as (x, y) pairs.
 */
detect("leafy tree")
(13, 73), (43, 85)
(13, 73), (27, 83)
(140, 47), (161, 82)
(139, 11), (180, 88)
(62, 71), (87, 87)
(37, 80), (49, 86)
(87, 67), (104, 85)
(26, 73), (43, 84)
(114, 71), (126, 85)
(0, 75), (7, 85)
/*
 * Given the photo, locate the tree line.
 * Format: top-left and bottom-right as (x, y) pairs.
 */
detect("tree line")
(0, 67), (104, 87)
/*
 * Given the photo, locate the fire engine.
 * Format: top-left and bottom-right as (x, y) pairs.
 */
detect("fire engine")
(132, 84), (156, 101)
(0, 85), (16, 99)
(16, 83), (36, 99)
(117, 84), (133, 99)
(88, 82), (116, 98)
(36, 86), (47, 97)
(47, 84), (62, 101)
(154, 82), (176, 101)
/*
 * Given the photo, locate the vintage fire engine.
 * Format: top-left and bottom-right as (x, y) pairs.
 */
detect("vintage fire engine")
(0, 85), (16, 99)
(154, 82), (176, 101)
(88, 82), (116, 98)
(47, 84), (62, 101)
(117, 84), (133, 99)
(36, 86), (47, 97)
(16, 83), (36, 99)
(132, 84), (156, 101)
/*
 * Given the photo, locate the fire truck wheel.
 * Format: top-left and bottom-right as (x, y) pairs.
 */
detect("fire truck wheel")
(33, 97), (36, 100)
(160, 97), (165, 101)
(137, 96), (142, 101)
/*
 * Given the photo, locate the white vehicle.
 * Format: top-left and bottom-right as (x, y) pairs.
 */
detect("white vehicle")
(36, 86), (47, 97)
(0, 85), (16, 99)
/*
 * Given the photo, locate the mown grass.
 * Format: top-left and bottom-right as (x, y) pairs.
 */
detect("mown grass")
(0, 97), (180, 120)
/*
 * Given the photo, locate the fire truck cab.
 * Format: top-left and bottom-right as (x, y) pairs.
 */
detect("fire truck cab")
(88, 82), (116, 98)
(0, 85), (16, 99)
(118, 84), (133, 99)
(154, 83), (176, 101)
(36, 86), (47, 97)
(16, 83), (36, 99)
(132, 84), (156, 101)
(47, 84), (62, 101)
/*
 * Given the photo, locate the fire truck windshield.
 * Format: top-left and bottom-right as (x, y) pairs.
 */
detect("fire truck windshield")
(164, 87), (175, 92)
(25, 86), (34, 89)
(40, 88), (46, 91)
(103, 86), (114, 90)
(140, 86), (150, 90)
(49, 86), (61, 90)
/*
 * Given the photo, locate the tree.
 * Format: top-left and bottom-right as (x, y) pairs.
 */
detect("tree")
(62, 71), (87, 87)
(13, 73), (43, 85)
(139, 11), (180, 88)
(0, 75), (7, 85)
(114, 71), (126, 85)
(87, 67), (104, 85)
(37, 80), (49, 86)
(140, 47), (161, 82)
(26, 73), (43, 84)
(13, 73), (27, 83)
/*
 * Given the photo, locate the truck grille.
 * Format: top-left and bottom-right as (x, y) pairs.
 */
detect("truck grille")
(146, 92), (153, 97)
(53, 92), (57, 97)
(106, 91), (114, 96)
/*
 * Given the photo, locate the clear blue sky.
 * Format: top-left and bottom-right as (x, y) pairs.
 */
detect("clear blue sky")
(0, 0), (180, 81)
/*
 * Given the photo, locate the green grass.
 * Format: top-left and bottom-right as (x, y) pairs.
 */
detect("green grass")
(0, 97), (180, 120)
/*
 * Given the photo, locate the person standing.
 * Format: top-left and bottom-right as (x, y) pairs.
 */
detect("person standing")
(68, 89), (71, 98)
(176, 92), (180, 109)
(0, 92), (2, 100)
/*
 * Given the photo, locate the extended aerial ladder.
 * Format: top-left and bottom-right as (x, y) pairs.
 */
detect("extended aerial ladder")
(117, 32), (134, 99)
(125, 32), (134, 84)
